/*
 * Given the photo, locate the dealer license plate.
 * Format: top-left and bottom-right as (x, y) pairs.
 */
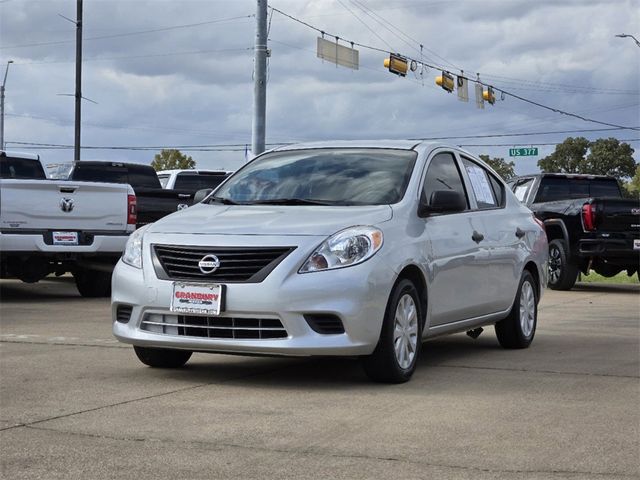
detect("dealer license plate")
(171, 282), (224, 315)
(634, 239), (640, 250)
(52, 231), (78, 245)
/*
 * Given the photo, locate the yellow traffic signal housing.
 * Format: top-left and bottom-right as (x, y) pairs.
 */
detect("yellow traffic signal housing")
(384, 53), (408, 77)
(483, 86), (496, 105)
(435, 72), (455, 93)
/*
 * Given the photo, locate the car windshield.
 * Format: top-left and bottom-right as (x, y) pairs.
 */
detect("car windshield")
(211, 148), (417, 206)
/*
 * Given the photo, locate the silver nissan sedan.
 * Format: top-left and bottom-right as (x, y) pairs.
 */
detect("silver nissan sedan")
(112, 141), (547, 383)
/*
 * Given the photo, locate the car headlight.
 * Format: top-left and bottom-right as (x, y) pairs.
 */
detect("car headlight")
(122, 225), (149, 269)
(299, 226), (383, 273)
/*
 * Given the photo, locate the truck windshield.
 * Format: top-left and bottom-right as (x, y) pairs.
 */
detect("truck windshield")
(534, 177), (622, 202)
(212, 148), (417, 206)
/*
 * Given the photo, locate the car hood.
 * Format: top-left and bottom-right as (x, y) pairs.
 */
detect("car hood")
(148, 203), (394, 236)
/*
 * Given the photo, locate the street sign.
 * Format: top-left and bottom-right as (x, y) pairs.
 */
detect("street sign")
(509, 147), (538, 157)
(317, 37), (359, 70)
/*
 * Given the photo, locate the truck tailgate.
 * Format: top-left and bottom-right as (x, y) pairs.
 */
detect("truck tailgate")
(593, 198), (640, 233)
(0, 179), (132, 231)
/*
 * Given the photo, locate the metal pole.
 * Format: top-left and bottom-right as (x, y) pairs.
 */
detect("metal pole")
(0, 60), (12, 151)
(74, 0), (83, 161)
(251, 0), (268, 156)
(0, 85), (4, 151)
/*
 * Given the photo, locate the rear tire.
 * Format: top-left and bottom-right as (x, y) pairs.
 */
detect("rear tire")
(495, 271), (538, 349)
(73, 269), (112, 297)
(362, 279), (422, 383)
(547, 239), (578, 290)
(134, 346), (192, 368)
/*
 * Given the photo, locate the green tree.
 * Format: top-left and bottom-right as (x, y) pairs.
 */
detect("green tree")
(479, 155), (516, 180)
(538, 137), (637, 181)
(537, 137), (590, 174)
(151, 149), (196, 171)
(623, 164), (640, 198)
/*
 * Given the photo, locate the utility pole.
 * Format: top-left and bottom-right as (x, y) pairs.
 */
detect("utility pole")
(0, 60), (14, 151)
(74, 0), (83, 161)
(251, 0), (268, 156)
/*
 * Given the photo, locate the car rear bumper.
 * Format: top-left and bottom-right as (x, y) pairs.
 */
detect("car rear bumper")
(577, 236), (640, 267)
(0, 231), (129, 254)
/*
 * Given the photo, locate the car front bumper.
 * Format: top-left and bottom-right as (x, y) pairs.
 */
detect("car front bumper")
(112, 235), (395, 357)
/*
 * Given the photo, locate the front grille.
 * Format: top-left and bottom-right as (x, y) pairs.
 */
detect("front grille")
(141, 313), (288, 339)
(304, 314), (345, 334)
(116, 305), (133, 323)
(152, 245), (295, 282)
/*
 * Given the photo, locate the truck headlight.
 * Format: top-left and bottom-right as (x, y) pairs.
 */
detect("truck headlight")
(122, 225), (148, 269)
(299, 226), (383, 273)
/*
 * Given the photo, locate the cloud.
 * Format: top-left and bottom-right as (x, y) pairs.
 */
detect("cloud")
(0, 0), (638, 173)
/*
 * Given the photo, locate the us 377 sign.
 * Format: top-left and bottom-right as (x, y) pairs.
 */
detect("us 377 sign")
(509, 147), (538, 156)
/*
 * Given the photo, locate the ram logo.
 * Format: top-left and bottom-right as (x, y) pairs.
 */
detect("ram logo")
(60, 197), (74, 213)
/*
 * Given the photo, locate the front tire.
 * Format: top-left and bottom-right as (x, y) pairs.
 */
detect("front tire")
(134, 346), (192, 368)
(73, 268), (112, 297)
(495, 271), (538, 349)
(362, 279), (422, 383)
(547, 239), (578, 290)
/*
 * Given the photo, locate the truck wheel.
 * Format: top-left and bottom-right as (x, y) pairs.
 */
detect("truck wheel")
(73, 269), (112, 297)
(495, 270), (537, 349)
(547, 239), (578, 291)
(134, 346), (192, 368)
(362, 279), (422, 383)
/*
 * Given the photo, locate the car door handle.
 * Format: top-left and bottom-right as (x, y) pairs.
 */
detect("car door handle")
(178, 193), (191, 198)
(515, 227), (526, 238)
(472, 231), (484, 243)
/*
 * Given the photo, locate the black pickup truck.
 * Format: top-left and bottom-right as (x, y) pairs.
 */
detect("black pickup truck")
(67, 161), (194, 227)
(508, 173), (640, 290)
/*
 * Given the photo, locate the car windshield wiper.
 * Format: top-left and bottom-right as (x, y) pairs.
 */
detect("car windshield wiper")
(207, 196), (238, 205)
(245, 198), (334, 206)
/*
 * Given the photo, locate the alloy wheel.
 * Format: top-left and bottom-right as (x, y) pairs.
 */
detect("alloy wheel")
(519, 280), (536, 337)
(548, 245), (562, 284)
(393, 293), (418, 369)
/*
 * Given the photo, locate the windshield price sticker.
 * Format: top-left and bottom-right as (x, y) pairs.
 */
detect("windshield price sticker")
(634, 239), (640, 251)
(171, 283), (223, 315)
(52, 231), (79, 245)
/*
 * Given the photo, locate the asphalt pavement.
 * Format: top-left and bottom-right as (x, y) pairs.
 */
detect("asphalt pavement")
(0, 277), (638, 479)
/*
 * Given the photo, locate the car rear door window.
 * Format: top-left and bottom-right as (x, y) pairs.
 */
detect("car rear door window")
(422, 152), (469, 209)
(461, 157), (498, 209)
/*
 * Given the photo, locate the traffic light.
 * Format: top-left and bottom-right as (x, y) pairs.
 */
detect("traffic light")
(483, 86), (496, 105)
(384, 53), (408, 76)
(435, 71), (455, 93)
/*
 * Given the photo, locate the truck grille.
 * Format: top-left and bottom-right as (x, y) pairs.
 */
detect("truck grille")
(141, 313), (287, 339)
(152, 245), (295, 282)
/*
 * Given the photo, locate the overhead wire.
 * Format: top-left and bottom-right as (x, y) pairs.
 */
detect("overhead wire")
(269, 6), (640, 131)
(0, 14), (254, 50)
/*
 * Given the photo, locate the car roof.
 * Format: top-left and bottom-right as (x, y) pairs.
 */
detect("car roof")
(515, 173), (616, 180)
(157, 169), (232, 175)
(272, 140), (432, 151)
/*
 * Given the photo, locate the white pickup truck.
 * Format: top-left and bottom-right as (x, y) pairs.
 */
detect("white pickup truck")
(0, 151), (136, 297)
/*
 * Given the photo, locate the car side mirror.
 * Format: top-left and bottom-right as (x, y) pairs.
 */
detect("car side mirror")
(418, 190), (466, 217)
(193, 188), (213, 204)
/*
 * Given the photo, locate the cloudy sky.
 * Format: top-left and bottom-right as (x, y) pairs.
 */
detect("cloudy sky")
(1, 0), (639, 174)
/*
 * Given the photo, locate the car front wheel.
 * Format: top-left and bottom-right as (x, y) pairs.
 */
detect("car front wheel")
(362, 279), (422, 383)
(134, 346), (192, 368)
(495, 270), (538, 349)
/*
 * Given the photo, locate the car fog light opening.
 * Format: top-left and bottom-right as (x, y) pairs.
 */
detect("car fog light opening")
(299, 226), (383, 273)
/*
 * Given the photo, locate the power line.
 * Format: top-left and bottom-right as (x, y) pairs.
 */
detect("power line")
(408, 127), (637, 141)
(13, 47), (253, 66)
(459, 139), (640, 147)
(269, 6), (640, 131)
(0, 14), (253, 50)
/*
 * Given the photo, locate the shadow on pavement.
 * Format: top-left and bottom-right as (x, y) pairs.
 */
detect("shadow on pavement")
(0, 276), (83, 302)
(572, 282), (640, 294)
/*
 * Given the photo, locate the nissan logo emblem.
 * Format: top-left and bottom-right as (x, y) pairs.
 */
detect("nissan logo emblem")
(198, 254), (220, 274)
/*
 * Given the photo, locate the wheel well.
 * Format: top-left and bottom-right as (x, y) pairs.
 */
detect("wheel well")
(397, 265), (427, 327)
(544, 223), (564, 242)
(524, 261), (541, 298)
